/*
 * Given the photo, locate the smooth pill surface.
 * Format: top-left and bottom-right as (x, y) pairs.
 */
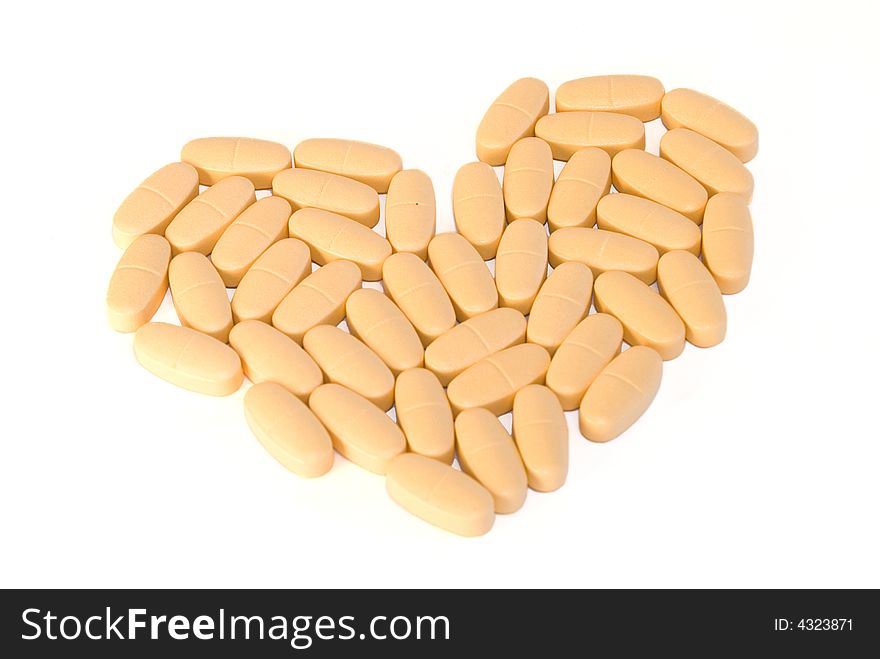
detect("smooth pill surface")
(231, 238), (311, 324)
(547, 147), (611, 231)
(701, 192), (754, 294)
(106, 234), (171, 332)
(494, 219), (548, 314)
(293, 138), (402, 193)
(475, 77), (550, 166)
(181, 137), (291, 188)
(272, 168), (380, 228)
(526, 261), (593, 355)
(394, 368), (454, 463)
(452, 162), (505, 260)
(512, 385), (568, 492)
(382, 252), (456, 346)
(385, 169), (436, 259)
(168, 252), (232, 342)
(657, 250), (727, 348)
(428, 233), (498, 321)
(555, 75), (665, 121)
(659, 128), (754, 201)
(548, 227), (659, 284)
(503, 137), (554, 222)
(597, 193), (701, 255)
(535, 111), (645, 160)
(345, 288), (424, 375)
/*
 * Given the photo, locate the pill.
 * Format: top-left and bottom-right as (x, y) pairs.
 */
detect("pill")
(165, 175), (257, 255)
(386, 453), (494, 537)
(701, 192), (754, 294)
(526, 261), (593, 355)
(424, 307), (526, 387)
(661, 88), (758, 162)
(427, 233), (498, 321)
(272, 260), (362, 343)
(385, 169), (436, 260)
(596, 193), (701, 255)
(181, 137), (292, 188)
(555, 75), (665, 121)
(381, 252), (456, 346)
(133, 322), (243, 396)
(494, 219), (548, 314)
(231, 238), (311, 324)
(593, 271), (685, 360)
(272, 168), (380, 228)
(659, 128), (754, 202)
(243, 382), (334, 478)
(447, 343), (550, 416)
(502, 137), (554, 222)
(452, 162), (505, 260)
(546, 147), (611, 232)
(228, 320), (323, 401)
(454, 407), (528, 513)
(210, 196), (291, 287)
(657, 250), (727, 348)
(303, 325), (395, 411)
(112, 162), (199, 249)
(345, 288), (424, 375)
(106, 234), (171, 332)
(534, 111), (646, 160)
(308, 383), (406, 474)
(548, 227), (659, 284)
(168, 252), (233, 342)
(394, 368), (454, 463)
(579, 345), (662, 442)
(546, 313), (623, 410)
(512, 385), (568, 492)
(293, 138), (402, 193)
(475, 77), (550, 166)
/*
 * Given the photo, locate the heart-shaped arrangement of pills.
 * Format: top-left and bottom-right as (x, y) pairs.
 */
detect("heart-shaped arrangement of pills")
(107, 74), (756, 537)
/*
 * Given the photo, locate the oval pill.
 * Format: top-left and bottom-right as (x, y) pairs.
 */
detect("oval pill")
(502, 137), (554, 222)
(106, 234), (171, 333)
(452, 161), (505, 260)
(555, 75), (665, 121)
(659, 128), (754, 201)
(231, 238), (311, 324)
(385, 169), (436, 260)
(546, 147), (611, 232)
(526, 261), (593, 355)
(548, 227), (659, 284)
(272, 168), (380, 228)
(494, 219), (548, 314)
(381, 252), (456, 346)
(394, 368), (454, 463)
(512, 385), (568, 492)
(293, 138), (402, 193)
(701, 192), (754, 294)
(535, 111), (646, 160)
(657, 250), (727, 348)
(168, 252), (232, 342)
(475, 77), (550, 166)
(345, 288), (424, 375)
(181, 137), (292, 188)
(428, 233), (498, 321)
(597, 193), (701, 255)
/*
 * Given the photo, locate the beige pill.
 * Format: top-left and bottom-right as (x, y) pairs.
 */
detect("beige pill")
(272, 260), (361, 343)
(579, 345), (662, 442)
(701, 192), (754, 294)
(447, 343), (550, 416)
(303, 325), (395, 411)
(657, 250), (726, 348)
(512, 385), (568, 492)
(526, 261), (593, 355)
(381, 252), (456, 346)
(428, 233), (498, 321)
(386, 453), (494, 537)
(546, 147), (611, 231)
(243, 382), (333, 478)
(394, 368), (454, 463)
(597, 193), (701, 255)
(475, 77), (550, 166)
(548, 227), (659, 284)
(455, 407), (528, 513)
(555, 75), (665, 121)
(494, 219), (547, 314)
(503, 137), (554, 222)
(424, 307), (526, 387)
(112, 162), (199, 248)
(593, 271), (685, 360)
(181, 137), (292, 188)
(228, 320), (323, 401)
(535, 111), (646, 160)
(231, 238), (311, 324)
(452, 162), (505, 260)
(293, 138), (402, 193)
(345, 288), (424, 375)
(385, 169), (436, 259)
(133, 322), (243, 396)
(546, 313), (623, 410)
(165, 175), (256, 255)
(272, 168), (380, 228)
(309, 383), (406, 474)
(168, 252), (232, 342)
(659, 128), (754, 201)
(661, 88), (758, 162)
(106, 234), (171, 332)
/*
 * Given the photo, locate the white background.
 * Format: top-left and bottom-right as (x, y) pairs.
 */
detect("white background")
(1, 0), (878, 589)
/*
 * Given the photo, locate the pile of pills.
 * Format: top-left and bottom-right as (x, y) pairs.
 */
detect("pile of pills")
(107, 74), (756, 536)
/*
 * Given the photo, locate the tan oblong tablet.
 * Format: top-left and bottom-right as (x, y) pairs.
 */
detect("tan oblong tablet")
(168, 252), (232, 342)
(454, 407), (528, 513)
(293, 138), (402, 193)
(181, 137), (292, 188)
(428, 233), (498, 321)
(345, 288), (424, 375)
(526, 262), (593, 355)
(546, 313), (623, 410)
(579, 345), (662, 442)
(512, 385), (568, 492)
(657, 250), (727, 348)
(394, 368), (454, 463)
(112, 162), (199, 248)
(548, 227), (659, 284)
(475, 77), (550, 166)
(106, 234), (171, 332)
(386, 453), (495, 537)
(243, 382), (333, 477)
(452, 162), (505, 260)
(164, 175), (256, 255)
(228, 320), (323, 401)
(547, 147), (611, 232)
(133, 322), (243, 396)
(446, 343), (550, 416)
(385, 169), (436, 259)
(661, 88), (759, 162)
(593, 271), (685, 360)
(503, 137), (554, 222)
(231, 238), (312, 324)
(555, 75), (665, 121)
(308, 383), (406, 474)
(381, 252), (456, 346)
(701, 192), (754, 294)
(659, 128), (754, 201)
(535, 111), (646, 160)
(597, 193), (701, 255)
(494, 219), (547, 314)
(271, 168), (380, 228)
